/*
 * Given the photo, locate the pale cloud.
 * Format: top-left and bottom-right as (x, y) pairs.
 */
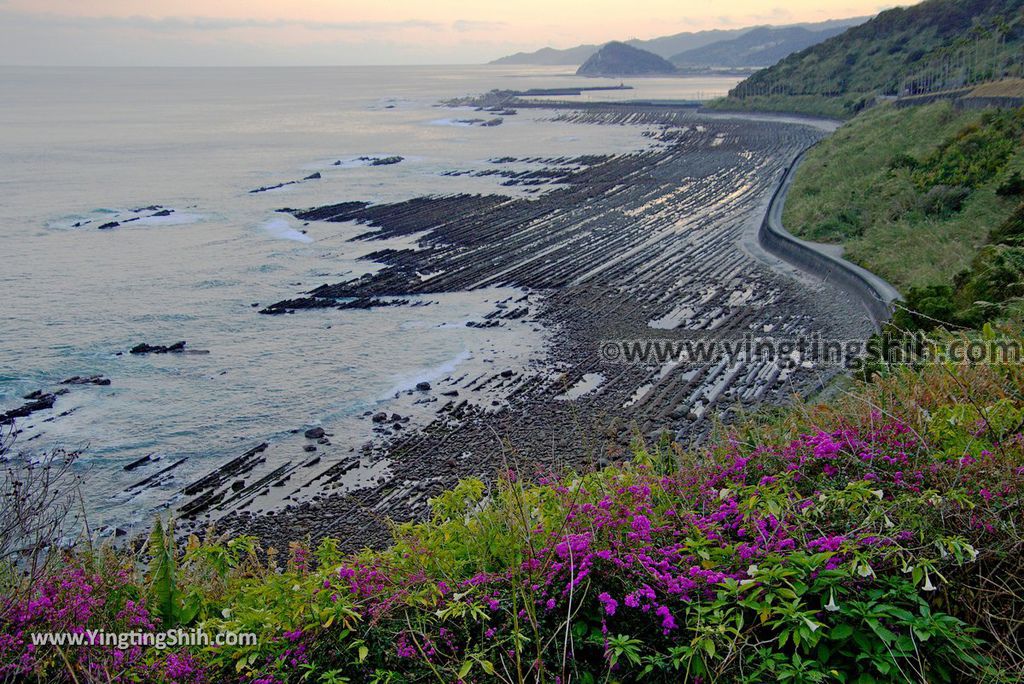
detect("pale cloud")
(0, 9), (445, 33)
(452, 19), (508, 33)
(0, 1), (910, 66)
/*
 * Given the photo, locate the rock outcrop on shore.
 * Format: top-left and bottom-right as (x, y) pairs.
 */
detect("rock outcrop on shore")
(207, 106), (873, 553)
(577, 42), (677, 76)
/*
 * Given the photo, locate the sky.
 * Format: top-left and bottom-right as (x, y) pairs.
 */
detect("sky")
(0, 1), (911, 66)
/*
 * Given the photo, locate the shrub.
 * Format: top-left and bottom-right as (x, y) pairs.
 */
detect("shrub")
(912, 108), (1024, 191)
(889, 284), (958, 331)
(6, 349), (1024, 681)
(888, 152), (919, 171)
(996, 170), (1024, 197)
(917, 184), (971, 217)
(989, 203), (1024, 245)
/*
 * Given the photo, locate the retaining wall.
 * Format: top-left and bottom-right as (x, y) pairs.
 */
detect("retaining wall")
(759, 147), (903, 332)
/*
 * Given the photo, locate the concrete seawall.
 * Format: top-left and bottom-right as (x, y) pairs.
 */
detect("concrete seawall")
(759, 146), (903, 332)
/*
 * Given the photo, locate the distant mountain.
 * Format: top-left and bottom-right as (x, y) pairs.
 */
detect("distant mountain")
(670, 25), (850, 68)
(721, 0), (1024, 116)
(576, 42), (678, 77)
(491, 44), (602, 67)
(488, 17), (868, 66)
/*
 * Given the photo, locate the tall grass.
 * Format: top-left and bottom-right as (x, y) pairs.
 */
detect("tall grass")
(783, 102), (1024, 292)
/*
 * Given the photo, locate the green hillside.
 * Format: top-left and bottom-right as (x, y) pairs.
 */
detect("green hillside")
(783, 101), (1024, 329)
(713, 0), (1024, 118)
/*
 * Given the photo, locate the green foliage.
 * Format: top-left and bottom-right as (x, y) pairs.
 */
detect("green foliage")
(912, 108), (1024, 190)
(784, 101), (1024, 330)
(988, 202), (1024, 244)
(147, 516), (185, 627)
(996, 170), (1024, 196)
(706, 94), (863, 120)
(17, 347), (1024, 683)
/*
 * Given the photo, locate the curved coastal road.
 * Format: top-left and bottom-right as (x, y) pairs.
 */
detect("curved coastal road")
(760, 143), (902, 331)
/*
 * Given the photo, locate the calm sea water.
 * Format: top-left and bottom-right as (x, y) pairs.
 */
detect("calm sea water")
(0, 66), (740, 530)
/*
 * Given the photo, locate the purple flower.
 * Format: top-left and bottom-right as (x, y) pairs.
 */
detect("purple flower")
(656, 605), (677, 632)
(597, 592), (618, 616)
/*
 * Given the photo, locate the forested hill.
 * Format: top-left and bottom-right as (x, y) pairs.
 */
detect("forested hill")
(670, 25), (849, 68)
(716, 0), (1024, 117)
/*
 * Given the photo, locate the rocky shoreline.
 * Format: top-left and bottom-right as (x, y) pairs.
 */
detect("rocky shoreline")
(202, 105), (873, 553)
(2, 102), (873, 552)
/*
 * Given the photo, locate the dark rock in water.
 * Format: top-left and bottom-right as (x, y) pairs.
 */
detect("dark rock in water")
(576, 41), (677, 76)
(304, 457), (321, 467)
(415, 381), (432, 391)
(123, 454), (155, 472)
(231, 480), (246, 492)
(361, 155), (404, 166)
(130, 341), (187, 354)
(480, 118), (504, 127)
(61, 375), (111, 386)
(441, 390), (459, 397)
(390, 413), (402, 422)
(97, 221), (120, 230)
(250, 182), (288, 194)
(303, 445), (317, 453)
(372, 412), (389, 423)
(114, 527), (128, 537)
(336, 297), (408, 312)
(125, 457), (188, 492)
(150, 209), (173, 217)
(264, 296), (412, 315)
(303, 427), (326, 440)
(500, 370), (514, 378)
(1, 394), (57, 425)
(304, 172), (322, 180)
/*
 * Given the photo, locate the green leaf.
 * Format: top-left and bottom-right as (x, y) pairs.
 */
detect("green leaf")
(147, 516), (179, 627)
(830, 624), (854, 640)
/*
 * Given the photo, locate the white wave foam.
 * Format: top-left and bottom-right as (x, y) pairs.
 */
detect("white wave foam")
(261, 218), (313, 243)
(382, 350), (471, 398)
(134, 212), (204, 227)
(428, 118), (474, 128)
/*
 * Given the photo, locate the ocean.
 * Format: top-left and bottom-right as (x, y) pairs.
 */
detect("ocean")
(0, 65), (741, 531)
